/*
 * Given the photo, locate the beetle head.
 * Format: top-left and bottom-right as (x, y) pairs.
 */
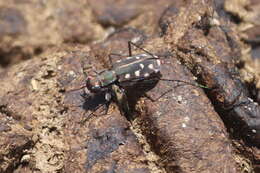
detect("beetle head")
(86, 76), (102, 93)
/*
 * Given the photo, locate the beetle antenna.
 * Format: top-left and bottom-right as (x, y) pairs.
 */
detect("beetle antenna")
(159, 78), (209, 89)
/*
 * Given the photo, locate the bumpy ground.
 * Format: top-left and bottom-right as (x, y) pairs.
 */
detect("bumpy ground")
(0, 0), (260, 173)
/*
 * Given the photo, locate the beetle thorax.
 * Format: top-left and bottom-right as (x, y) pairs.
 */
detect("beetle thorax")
(99, 70), (117, 87)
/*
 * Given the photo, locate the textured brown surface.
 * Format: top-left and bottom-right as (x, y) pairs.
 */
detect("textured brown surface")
(225, 0), (260, 104)
(0, 0), (104, 67)
(0, 0), (260, 173)
(140, 54), (236, 172)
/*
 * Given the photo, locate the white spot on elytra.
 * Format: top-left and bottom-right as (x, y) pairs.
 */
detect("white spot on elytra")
(136, 56), (140, 59)
(135, 70), (140, 77)
(157, 60), (161, 66)
(148, 64), (154, 69)
(182, 123), (187, 128)
(154, 69), (160, 73)
(248, 98), (253, 102)
(116, 60), (121, 63)
(140, 64), (144, 69)
(144, 73), (149, 77)
(127, 57), (132, 60)
(125, 74), (130, 79)
(184, 116), (190, 122)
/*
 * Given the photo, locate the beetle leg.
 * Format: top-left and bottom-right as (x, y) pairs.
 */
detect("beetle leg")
(113, 85), (133, 119)
(143, 89), (173, 102)
(80, 94), (112, 124)
(93, 69), (107, 75)
(80, 101), (110, 124)
(128, 41), (156, 58)
(128, 41), (133, 56)
(160, 78), (209, 89)
(102, 101), (110, 115)
(128, 41), (173, 60)
(80, 91), (89, 100)
(108, 53), (129, 68)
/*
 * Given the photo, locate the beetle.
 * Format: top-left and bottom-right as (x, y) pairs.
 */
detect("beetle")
(87, 53), (161, 90)
(74, 41), (207, 120)
(86, 48), (161, 96)
(80, 41), (163, 118)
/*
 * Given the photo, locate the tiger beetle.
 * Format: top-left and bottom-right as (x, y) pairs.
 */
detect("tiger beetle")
(76, 41), (207, 119)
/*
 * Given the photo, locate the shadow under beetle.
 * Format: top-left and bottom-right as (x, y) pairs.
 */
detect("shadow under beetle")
(74, 41), (208, 120)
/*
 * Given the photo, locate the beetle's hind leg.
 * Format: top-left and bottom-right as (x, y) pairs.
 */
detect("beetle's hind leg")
(78, 91), (112, 124)
(143, 89), (173, 102)
(128, 41), (155, 57)
(142, 76), (205, 102)
(108, 41), (147, 60)
(108, 53), (129, 68)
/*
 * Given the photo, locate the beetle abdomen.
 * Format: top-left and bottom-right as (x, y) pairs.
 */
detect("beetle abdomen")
(113, 54), (161, 83)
